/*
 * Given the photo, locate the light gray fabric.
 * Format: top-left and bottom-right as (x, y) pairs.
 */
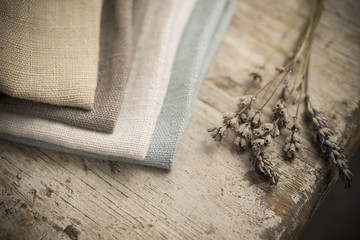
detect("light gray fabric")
(0, 0), (236, 169)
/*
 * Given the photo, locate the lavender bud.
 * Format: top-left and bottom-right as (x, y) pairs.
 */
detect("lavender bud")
(329, 151), (338, 166)
(230, 117), (240, 130)
(219, 126), (228, 137)
(253, 128), (264, 137)
(243, 125), (253, 139)
(312, 118), (320, 127)
(275, 101), (284, 109)
(290, 143), (296, 153)
(248, 111), (256, 120)
(251, 139), (264, 151)
(239, 123), (246, 134)
(252, 112), (260, 125)
(252, 111), (262, 127)
(325, 140), (335, 148)
(209, 127), (220, 138)
(263, 123), (274, 132)
(322, 127), (334, 136)
(283, 143), (290, 152)
(273, 125), (280, 137)
(207, 127), (217, 132)
(293, 132), (301, 142)
(333, 150), (342, 158)
(234, 136), (241, 146)
(315, 116), (328, 126)
(223, 112), (237, 121)
(238, 95), (255, 107)
(265, 134), (272, 145)
(240, 112), (248, 122)
(294, 142), (301, 150)
(293, 120), (300, 130)
(240, 137), (248, 148)
(253, 139), (265, 147)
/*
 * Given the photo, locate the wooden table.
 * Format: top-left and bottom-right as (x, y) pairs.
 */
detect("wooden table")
(1, 0), (359, 239)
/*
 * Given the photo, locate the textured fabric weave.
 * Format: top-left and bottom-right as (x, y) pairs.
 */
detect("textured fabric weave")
(0, 0), (236, 169)
(0, 0), (144, 133)
(0, 0), (197, 160)
(0, 0), (102, 110)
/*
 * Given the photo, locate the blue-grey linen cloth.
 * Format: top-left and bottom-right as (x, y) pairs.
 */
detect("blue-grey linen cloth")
(0, 0), (236, 169)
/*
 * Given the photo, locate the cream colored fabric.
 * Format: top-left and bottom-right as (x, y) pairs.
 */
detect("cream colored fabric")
(0, 0), (102, 110)
(0, 0), (196, 160)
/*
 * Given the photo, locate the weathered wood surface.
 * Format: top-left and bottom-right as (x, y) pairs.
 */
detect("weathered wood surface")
(1, 0), (359, 239)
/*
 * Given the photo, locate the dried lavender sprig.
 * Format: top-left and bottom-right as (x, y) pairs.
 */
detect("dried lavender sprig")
(306, 98), (354, 188)
(251, 151), (280, 185)
(301, 0), (353, 188)
(207, 95), (256, 142)
(283, 117), (302, 160)
(283, 75), (303, 160)
(248, 110), (280, 185)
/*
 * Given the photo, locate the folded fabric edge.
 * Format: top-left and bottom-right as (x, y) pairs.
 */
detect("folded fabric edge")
(0, 80), (97, 111)
(0, 0), (236, 170)
(143, 0), (237, 169)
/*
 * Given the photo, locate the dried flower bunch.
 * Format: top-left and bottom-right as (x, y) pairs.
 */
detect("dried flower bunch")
(208, 0), (353, 187)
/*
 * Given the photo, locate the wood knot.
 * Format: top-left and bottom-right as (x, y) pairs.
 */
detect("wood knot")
(64, 225), (80, 240)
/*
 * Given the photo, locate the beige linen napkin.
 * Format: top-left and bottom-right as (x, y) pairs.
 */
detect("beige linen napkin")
(0, 0), (102, 110)
(0, 0), (196, 160)
(0, 0), (146, 133)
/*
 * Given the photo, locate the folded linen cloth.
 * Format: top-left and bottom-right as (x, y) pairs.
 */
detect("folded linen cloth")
(0, 0), (102, 110)
(0, 0), (144, 133)
(0, 0), (236, 169)
(0, 0), (197, 160)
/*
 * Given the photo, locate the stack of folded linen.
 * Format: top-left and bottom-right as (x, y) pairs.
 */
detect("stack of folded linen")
(0, 0), (236, 169)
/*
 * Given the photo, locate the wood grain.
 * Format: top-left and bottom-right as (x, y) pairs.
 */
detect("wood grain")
(1, 0), (359, 239)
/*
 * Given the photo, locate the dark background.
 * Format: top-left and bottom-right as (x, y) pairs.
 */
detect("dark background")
(301, 146), (360, 240)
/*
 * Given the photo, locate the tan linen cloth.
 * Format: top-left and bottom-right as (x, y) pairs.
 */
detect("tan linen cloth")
(0, 0), (145, 133)
(0, 0), (102, 110)
(0, 0), (196, 160)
